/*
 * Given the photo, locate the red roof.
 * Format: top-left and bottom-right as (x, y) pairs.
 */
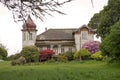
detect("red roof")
(22, 15), (36, 30)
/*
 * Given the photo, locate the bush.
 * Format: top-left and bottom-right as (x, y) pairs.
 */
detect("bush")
(40, 49), (55, 61)
(82, 41), (100, 54)
(8, 53), (21, 60)
(91, 51), (103, 60)
(21, 46), (39, 63)
(0, 47), (8, 60)
(11, 56), (26, 66)
(74, 48), (90, 60)
(57, 54), (67, 62)
(64, 51), (74, 61)
(32, 53), (40, 62)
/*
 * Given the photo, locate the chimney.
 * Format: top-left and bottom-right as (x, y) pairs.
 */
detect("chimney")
(45, 27), (47, 31)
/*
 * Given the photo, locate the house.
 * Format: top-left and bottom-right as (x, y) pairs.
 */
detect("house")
(21, 16), (95, 55)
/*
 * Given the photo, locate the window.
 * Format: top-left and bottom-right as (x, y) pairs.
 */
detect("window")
(82, 31), (88, 40)
(68, 47), (72, 52)
(29, 33), (32, 40)
(61, 47), (64, 53)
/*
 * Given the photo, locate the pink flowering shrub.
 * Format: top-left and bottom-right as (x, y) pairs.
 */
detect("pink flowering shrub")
(82, 41), (100, 54)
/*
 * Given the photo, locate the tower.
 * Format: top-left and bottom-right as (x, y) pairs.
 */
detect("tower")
(21, 15), (37, 48)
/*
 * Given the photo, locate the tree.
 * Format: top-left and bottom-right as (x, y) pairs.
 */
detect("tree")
(82, 41), (100, 54)
(100, 20), (120, 61)
(88, 0), (120, 39)
(88, 13), (100, 29)
(21, 46), (39, 62)
(74, 48), (90, 60)
(40, 49), (55, 61)
(0, 0), (73, 22)
(0, 43), (8, 60)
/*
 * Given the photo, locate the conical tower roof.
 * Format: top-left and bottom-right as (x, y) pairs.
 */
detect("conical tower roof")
(22, 15), (36, 30)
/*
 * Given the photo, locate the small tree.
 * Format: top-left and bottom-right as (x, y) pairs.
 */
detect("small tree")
(0, 47), (8, 60)
(82, 41), (100, 54)
(64, 51), (74, 61)
(40, 49), (55, 61)
(21, 46), (39, 63)
(74, 48), (90, 61)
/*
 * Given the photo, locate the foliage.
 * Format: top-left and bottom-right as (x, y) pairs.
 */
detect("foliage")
(11, 56), (26, 66)
(88, 0), (120, 39)
(88, 13), (100, 29)
(82, 41), (100, 54)
(91, 51), (104, 60)
(40, 49), (55, 61)
(0, 0), (73, 22)
(100, 20), (120, 61)
(64, 51), (74, 61)
(8, 53), (21, 60)
(57, 54), (68, 62)
(21, 46), (39, 63)
(0, 47), (8, 60)
(74, 48), (90, 60)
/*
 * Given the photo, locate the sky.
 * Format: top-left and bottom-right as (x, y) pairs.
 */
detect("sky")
(0, 0), (108, 56)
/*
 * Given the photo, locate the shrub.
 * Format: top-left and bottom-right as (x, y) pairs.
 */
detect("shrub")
(11, 56), (26, 66)
(91, 51), (103, 60)
(0, 47), (8, 60)
(82, 41), (100, 54)
(32, 53), (40, 62)
(74, 48), (90, 60)
(64, 51), (74, 61)
(21, 46), (39, 63)
(57, 54), (67, 62)
(9, 53), (21, 60)
(40, 49), (55, 61)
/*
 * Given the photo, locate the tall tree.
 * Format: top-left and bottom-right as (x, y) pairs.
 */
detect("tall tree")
(100, 20), (120, 61)
(88, 0), (120, 39)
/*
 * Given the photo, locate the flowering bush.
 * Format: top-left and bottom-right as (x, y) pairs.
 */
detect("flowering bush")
(40, 49), (55, 61)
(82, 41), (100, 54)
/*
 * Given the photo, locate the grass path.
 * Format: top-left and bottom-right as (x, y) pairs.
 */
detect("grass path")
(0, 61), (120, 80)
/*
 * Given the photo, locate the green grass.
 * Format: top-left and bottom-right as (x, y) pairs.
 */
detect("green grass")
(0, 60), (120, 80)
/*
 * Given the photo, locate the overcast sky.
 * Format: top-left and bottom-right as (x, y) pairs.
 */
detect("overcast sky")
(0, 0), (108, 56)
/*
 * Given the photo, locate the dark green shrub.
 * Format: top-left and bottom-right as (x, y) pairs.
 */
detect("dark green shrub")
(0, 47), (8, 60)
(21, 46), (39, 63)
(57, 54), (67, 62)
(33, 53), (40, 62)
(64, 51), (74, 61)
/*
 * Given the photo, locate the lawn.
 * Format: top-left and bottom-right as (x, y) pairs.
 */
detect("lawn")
(0, 60), (120, 80)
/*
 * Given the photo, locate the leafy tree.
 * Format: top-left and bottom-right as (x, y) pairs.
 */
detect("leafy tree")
(0, 47), (7, 60)
(100, 20), (120, 61)
(88, 0), (120, 39)
(88, 13), (100, 29)
(74, 48), (90, 60)
(21, 46), (39, 62)
(40, 49), (55, 61)
(0, 0), (73, 22)
(82, 41), (100, 54)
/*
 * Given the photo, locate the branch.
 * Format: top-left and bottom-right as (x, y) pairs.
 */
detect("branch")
(0, 0), (73, 22)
